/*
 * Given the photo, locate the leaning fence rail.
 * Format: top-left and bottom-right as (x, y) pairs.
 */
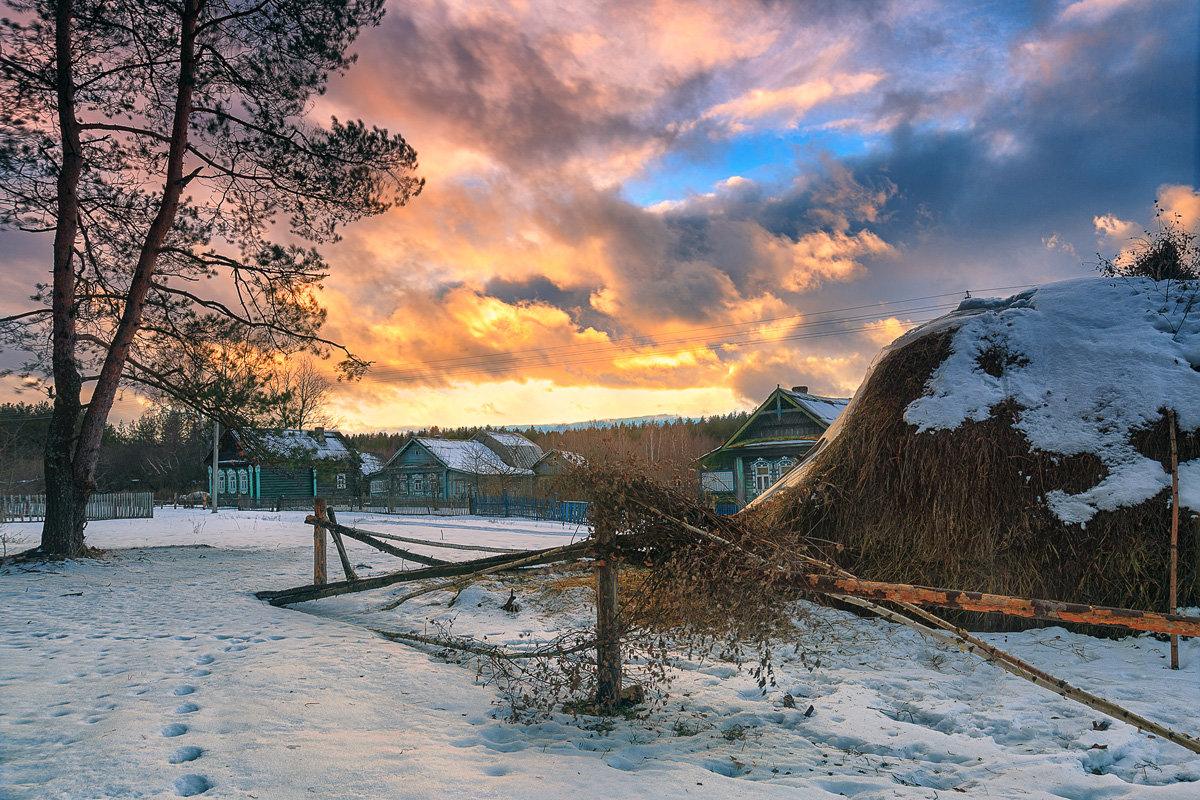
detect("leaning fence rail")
(0, 492), (154, 523)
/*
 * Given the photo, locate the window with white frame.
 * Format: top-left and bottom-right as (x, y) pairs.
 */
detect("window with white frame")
(370, 479), (384, 495)
(217, 470), (226, 494)
(412, 474), (423, 494)
(752, 459), (771, 495)
(336, 472), (346, 490)
(777, 457), (795, 479)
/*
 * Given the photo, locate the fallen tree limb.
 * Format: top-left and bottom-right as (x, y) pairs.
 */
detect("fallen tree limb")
(372, 628), (596, 660)
(379, 542), (588, 611)
(798, 573), (1200, 638)
(256, 539), (595, 606)
(304, 516), (450, 567)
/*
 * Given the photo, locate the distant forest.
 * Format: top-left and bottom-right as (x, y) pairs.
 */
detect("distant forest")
(0, 403), (750, 497)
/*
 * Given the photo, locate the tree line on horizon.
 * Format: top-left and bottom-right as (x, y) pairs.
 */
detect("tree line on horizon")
(0, 404), (750, 499)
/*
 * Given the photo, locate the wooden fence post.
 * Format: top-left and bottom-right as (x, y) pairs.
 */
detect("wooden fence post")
(1169, 410), (1179, 670)
(593, 504), (621, 711)
(313, 498), (328, 586)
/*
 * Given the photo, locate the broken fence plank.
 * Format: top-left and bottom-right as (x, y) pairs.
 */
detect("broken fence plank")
(256, 539), (594, 606)
(355, 530), (525, 554)
(326, 508), (358, 582)
(304, 516), (451, 567)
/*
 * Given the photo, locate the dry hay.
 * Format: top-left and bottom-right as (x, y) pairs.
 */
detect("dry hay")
(744, 328), (1200, 630)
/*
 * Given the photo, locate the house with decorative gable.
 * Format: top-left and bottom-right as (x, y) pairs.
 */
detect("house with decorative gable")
(371, 430), (542, 501)
(206, 427), (364, 507)
(698, 385), (849, 509)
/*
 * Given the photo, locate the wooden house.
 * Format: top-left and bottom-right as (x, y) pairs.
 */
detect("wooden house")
(370, 430), (541, 501)
(531, 449), (585, 497)
(698, 385), (849, 508)
(206, 427), (364, 507)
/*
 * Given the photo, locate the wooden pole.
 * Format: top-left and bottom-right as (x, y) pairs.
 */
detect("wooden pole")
(826, 592), (1200, 754)
(313, 498), (327, 586)
(593, 508), (622, 711)
(796, 572), (1200, 637)
(326, 507), (358, 582)
(1169, 409), (1180, 669)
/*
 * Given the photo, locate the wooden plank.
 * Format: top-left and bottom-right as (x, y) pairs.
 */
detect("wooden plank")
(797, 573), (1200, 637)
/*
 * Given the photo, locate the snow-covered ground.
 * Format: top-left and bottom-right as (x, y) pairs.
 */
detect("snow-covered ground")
(2, 508), (1199, 799)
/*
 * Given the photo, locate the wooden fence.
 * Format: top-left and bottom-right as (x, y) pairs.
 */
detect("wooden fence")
(0, 492), (154, 523)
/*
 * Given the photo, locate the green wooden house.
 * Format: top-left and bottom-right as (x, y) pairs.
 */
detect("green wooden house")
(698, 385), (849, 509)
(206, 427), (364, 507)
(370, 431), (539, 502)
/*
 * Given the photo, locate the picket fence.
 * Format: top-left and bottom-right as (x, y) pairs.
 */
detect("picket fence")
(0, 492), (154, 523)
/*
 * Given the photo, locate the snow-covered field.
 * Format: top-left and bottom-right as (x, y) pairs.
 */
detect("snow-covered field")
(2, 508), (1199, 799)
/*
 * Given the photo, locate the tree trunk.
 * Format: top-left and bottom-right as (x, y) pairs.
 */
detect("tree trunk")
(40, 0), (88, 557)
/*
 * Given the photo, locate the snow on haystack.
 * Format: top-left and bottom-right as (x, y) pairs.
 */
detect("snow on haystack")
(749, 277), (1200, 618)
(906, 278), (1200, 523)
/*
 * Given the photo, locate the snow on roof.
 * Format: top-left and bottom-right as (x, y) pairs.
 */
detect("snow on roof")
(472, 430), (543, 469)
(779, 389), (851, 426)
(359, 453), (383, 476)
(486, 431), (537, 447)
(534, 449), (586, 468)
(416, 438), (534, 476)
(756, 278), (1200, 519)
(254, 429), (354, 461)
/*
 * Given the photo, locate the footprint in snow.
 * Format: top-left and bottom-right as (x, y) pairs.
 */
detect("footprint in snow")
(192, 654), (214, 665)
(168, 746), (203, 764)
(172, 685), (196, 696)
(172, 774), (212, 797)
(174, 702), (200, 714)
(160, 723), (188, 737)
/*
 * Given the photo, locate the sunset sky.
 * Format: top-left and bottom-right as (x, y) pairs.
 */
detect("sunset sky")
(3, 0), (1199, 431)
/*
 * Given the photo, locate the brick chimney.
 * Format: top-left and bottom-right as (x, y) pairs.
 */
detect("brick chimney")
(314, 426), (325, 442)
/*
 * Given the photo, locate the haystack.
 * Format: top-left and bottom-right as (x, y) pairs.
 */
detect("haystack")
(748, 278), (1200, 626)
